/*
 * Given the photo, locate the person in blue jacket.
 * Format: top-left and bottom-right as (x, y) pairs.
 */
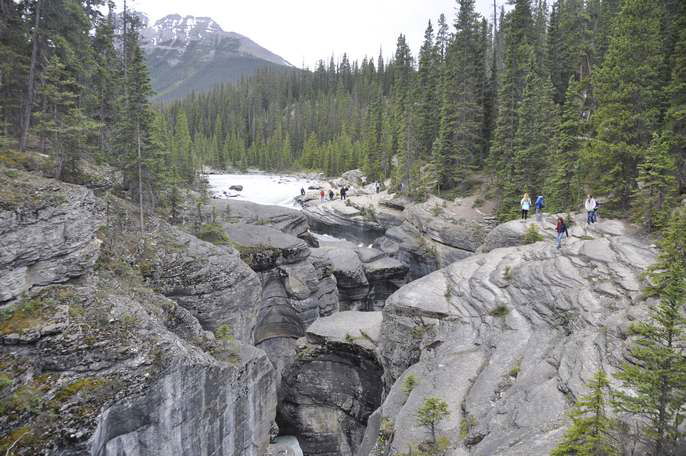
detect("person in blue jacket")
(534, 195), (544, 222)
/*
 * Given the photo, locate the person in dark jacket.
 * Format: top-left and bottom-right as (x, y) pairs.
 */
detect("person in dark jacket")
(340, 187), (347, 200)
(328, 189), (335, 200)
(300, 187), (306, 196)
(555, 216), (569, 249)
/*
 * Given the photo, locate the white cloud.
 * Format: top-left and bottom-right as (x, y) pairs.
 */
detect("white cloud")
(118, 0), (502, 68)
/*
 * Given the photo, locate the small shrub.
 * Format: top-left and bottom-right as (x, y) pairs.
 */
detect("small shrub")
(508, 358), (522, 378)
(402, 374), (418, 394)
(411, 323), (427, 339)
(489, 305), (509, 318)
(472, 197), (484, 208)
(0, 374), (13, 390)
(214, 324), (235, 343)
(430, 205), (443, 217)
(197, 223), (230, 245)
(523, 224), (544, 244)
(502, 266), (513, 281)
(4, 169), (18, 178)
(344, 332), (355, 344)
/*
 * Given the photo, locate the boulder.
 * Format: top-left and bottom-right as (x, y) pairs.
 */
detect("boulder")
(223, 223), (310, 271)
(205, 199), (310, 240)
(312, 248), (369, 310)
(279, 312), (384, 456)
(365, 219), (656, 456)
(341, 169), (366, 186)
(229, 185), (244, 191)
(302, 199), (386, 244)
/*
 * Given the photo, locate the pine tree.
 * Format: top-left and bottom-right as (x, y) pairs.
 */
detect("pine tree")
(34, 54), (98, 180)
(511, 52), (558, 202)
(633, 134), (677, 231)
(434, 0), (485, 190)
(545, 77), (591, 212)
(489, 0), (534, 217)
(415, 21), (439, 160)
(613, 209), (686, 456)
(551, 370), (618, 456)
(582, 0), (666, 213)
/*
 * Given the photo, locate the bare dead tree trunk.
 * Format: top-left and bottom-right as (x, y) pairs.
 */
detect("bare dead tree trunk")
(19, 0), (42, 151)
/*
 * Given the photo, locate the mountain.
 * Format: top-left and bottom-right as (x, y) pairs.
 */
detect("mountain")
(138, 14), (292, 102)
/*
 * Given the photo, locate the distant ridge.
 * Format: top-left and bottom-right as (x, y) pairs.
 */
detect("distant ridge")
(137, 13), (292, 101)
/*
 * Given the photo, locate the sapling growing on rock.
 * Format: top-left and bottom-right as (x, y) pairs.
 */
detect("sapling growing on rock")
(416, 396), (450, 444)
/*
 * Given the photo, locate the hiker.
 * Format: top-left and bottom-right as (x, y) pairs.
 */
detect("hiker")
(584, 195), (597, 224)
(329, 189), (335, 200)
(375, 182), (380, 194)
(300, 187), (305, 196)
(320, 190), (325, 202)
(520, 193), (532, 220)
(555, 216), (569, 249)
(534, 194), (544, 222)
(341, 187), (347, 200)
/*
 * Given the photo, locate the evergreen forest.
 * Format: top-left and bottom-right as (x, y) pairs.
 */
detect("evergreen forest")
(1, 0), (685, 224)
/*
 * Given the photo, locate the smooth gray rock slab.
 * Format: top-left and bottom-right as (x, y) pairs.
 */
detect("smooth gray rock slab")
(369, 219), (657, 456)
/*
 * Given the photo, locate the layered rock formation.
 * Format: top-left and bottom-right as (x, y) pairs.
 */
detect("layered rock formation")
(279, 312), (384, 456)
(374, 196), (491, 280)
(363, 219), (656, 455)
(0, 176), (103, 303)
(0, 171), (278, 455)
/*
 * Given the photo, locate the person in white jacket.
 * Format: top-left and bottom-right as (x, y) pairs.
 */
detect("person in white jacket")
(520, 193), (531, 220)
(584, 195), (597, 224)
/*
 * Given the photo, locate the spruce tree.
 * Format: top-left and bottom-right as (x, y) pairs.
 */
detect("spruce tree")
(489, 0), (534, 218)
(613, 209), (686, 456)
(551, 370), (618, 456)
(582, 0), (666, 213)
(511, 53), (558, 202)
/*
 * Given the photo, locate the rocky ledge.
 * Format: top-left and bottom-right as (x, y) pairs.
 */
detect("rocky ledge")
(363, 218), (655, 455)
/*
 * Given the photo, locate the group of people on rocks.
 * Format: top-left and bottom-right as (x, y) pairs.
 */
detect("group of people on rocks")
(518, 192), (600, 250)
(311, 187), (349, 202)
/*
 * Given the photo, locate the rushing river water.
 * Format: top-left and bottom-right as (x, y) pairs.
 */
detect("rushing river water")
(206, 173), (320, 208)
(207, 173), (353, 247)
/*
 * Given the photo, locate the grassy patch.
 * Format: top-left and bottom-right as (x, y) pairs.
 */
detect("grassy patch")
(430, 205), (444, 217)
(402, 374), (418, 394)
(53, 377), (110, 403)
(459, 414), (478, 440)
(508, 358), (522, 378)
(489, 305), (509, 318)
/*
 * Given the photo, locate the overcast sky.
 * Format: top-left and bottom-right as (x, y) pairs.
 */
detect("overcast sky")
(118, 0), (502, 68)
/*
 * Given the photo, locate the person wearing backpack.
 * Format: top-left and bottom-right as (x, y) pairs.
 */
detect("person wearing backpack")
(555, 216), (569, 249)
(534, 195), (544, 222)
(520, 193), (532, 220)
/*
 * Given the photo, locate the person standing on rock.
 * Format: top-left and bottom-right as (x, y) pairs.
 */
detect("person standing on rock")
(520, 193), (532, 220)
(555, 216), (569, 249)
(534, 195), (544, 222)
(320, 190), (325, 202)
(375, 182), (380, 194)
(584, 195), (597, 224)
(329, 189), (335, 201)
(300, 187), (305, 196)
(341, 187), (347, 200)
